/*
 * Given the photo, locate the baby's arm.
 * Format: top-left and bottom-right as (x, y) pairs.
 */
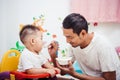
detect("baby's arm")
(26, 67), (56, 77)
(42, 61), (55, 68)
(43, 61), (61, 74)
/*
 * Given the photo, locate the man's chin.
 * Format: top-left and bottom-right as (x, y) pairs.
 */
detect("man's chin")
(71, 45), (78, 48)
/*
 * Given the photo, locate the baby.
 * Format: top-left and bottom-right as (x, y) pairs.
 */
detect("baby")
(17, 25), (60, 80)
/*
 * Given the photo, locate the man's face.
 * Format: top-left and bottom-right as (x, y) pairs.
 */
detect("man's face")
(63, 28), (84, 47)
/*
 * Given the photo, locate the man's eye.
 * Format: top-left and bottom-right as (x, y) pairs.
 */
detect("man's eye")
(67, 37), (73, 40)
(70, 37), (73, 39)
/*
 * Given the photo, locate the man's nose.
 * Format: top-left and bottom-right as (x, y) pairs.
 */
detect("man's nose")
(66, 39), (71, 43)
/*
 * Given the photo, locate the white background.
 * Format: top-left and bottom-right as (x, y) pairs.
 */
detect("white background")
(0, 0), (120, 60)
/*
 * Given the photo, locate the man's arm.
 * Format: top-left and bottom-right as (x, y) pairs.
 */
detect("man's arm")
(71, 71), (115, 80)
(56, 61), (116, 80)
(48, 41), (59, 67)
(102, 71), (116, 80)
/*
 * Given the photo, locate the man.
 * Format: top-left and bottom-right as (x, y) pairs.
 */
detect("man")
(54, 13), (120, 80)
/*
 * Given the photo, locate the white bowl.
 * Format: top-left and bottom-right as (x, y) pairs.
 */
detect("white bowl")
(56, 57), (72, 65)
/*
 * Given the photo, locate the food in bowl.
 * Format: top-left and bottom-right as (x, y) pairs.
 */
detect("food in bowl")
(56, 57), (72, 65)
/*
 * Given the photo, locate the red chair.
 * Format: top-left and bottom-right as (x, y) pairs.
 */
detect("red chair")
(11, 71), (51, 80)
(0, 50), (58, 80)
(11, 70), (58, 80)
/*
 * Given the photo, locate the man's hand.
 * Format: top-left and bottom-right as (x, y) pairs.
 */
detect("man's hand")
(56, 60), (75, 75)
(48, 41), (59, 66)
(48, 41), (59, 56)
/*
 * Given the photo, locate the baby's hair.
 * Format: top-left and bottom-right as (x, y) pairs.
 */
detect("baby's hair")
(19, 25), (40, 44)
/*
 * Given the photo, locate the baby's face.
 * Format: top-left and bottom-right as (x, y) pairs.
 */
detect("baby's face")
(34, 31), (43, 53)
(25, 31), (43, 53)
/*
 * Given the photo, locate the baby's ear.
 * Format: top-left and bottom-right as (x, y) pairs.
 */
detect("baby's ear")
(30, 38), (36, 44)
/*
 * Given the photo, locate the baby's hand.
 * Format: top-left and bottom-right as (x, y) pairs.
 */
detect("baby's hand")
(46, 69), (56, 77)
(54, 68), (61, 74)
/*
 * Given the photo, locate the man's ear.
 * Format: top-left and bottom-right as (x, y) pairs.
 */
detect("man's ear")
(79, 29), (87, 39)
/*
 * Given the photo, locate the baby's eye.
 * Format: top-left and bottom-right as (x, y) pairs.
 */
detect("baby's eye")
(41, 35), (43, 40)
(41, 37), (43, 40)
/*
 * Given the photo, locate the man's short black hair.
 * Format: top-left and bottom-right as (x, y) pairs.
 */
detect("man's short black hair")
(62, 13), (88, 35)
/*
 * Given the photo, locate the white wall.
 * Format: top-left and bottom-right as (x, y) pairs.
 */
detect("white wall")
(89, 22), (120, 47)
(0, 0), (70, 59)
(0, 0), (120, 60)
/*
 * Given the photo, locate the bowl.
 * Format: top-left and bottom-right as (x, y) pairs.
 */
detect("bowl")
(56, 57), (72, 65)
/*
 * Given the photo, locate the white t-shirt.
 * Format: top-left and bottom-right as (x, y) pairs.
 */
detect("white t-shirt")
(17, 48), (48, 72)
(68, 33), (120, 79)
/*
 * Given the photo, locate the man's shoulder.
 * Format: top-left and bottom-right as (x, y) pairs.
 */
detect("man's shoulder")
(93, 32), (111, 45)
